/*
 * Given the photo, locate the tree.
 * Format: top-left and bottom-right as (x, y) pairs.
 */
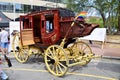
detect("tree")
(66, 0), (119, 34)
(66, 0), (108, 28)
(66, 0), (89, 13)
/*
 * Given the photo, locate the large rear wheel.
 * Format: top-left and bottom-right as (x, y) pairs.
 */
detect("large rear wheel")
(69, 41), (93, 66)
(44, 45), (68, 76)
(12, 32), (29, 63)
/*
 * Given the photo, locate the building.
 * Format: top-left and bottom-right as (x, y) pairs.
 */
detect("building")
(0, 11), (11, 27)
(0, 0), (66, 21)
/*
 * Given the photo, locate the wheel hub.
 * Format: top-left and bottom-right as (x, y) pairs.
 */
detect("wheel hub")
(54, 57), (59, 64)
(16, 46), (20, 50)
(49, 58), (55, 64)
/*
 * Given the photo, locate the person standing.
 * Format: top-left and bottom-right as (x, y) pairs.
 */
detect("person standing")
(0, 28), (9, 55)
(0, 28), (9, 80)
(0, 28), (12, 68)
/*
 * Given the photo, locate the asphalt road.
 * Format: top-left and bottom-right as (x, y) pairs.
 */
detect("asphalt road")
(1, 55), (120, 80)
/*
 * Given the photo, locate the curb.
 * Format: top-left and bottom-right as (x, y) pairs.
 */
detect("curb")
(106, 41), (120, 44)
(103, 56), (120, 60)
(8, 55), (120, 60)
(2, 52), (120, 60)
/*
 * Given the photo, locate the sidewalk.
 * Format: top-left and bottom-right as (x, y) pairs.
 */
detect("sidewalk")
(90, 42), (120, 59)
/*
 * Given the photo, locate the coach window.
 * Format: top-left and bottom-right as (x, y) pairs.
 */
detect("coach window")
(45, 14), (54, 33)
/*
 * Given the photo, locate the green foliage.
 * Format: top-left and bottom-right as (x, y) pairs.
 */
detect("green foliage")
(86, 17), (104, 28)
(65, 0), (89, 13)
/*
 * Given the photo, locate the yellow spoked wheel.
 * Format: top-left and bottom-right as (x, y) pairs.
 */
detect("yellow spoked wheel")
(70, 41), (93, 66)
(12, 32), (29, 63)
(44, 45), (68, 76)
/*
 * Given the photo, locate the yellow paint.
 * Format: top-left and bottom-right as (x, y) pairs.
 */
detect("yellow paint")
(3, 68), (118, 80)
(67, 72), (117, 80)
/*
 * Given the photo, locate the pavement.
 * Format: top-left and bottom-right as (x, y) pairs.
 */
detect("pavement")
(89, 41), (120, 59)
(2, 56), (120, 80)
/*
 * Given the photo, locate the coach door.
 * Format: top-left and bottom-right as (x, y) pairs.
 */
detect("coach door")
(20, 16), (35, 46)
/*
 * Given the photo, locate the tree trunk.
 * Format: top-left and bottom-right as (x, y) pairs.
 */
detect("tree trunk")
(118, 0), (120, 32)
(100, 11), (106, 28)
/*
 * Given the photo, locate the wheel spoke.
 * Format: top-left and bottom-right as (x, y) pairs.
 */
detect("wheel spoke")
(47, 59), (50, 62)
(76, 44), (79, 53)
(58, 62), (67, 69)
(80, 43), (84, 50)
(82, 45), (87, 52)
(52, 47), (56, 56)
(57, 63), (64, 73)
(21, 50), (27, 60)
(46, 54), (54, 59)
(17, 52), (20, 58)
(51, 64), (55, 71)
(55, 65), (59, 74)
(48, 49), (54, 58)
(20, 51), (24, 61)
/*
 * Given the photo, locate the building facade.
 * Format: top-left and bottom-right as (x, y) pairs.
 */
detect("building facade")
(0, 0), (66, 20)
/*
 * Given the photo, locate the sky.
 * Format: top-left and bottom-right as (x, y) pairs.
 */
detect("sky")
(87, 8), (101, 17)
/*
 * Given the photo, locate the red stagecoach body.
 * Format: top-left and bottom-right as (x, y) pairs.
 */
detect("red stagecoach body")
(19, 8), (99, 46)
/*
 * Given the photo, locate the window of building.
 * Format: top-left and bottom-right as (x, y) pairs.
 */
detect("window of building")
(0, 2), (13, 12)
(0, 2), (50, 13)
(0, 1), (65, 14)
(15, 4), (22, 13)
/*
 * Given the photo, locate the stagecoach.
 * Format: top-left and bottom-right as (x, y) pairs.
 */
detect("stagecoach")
(12, 8), (100, 76)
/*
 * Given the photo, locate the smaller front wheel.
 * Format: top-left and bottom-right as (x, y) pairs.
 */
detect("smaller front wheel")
(44, 45), (68, 76)
(12, 32), (29, 63)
